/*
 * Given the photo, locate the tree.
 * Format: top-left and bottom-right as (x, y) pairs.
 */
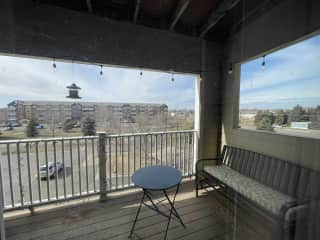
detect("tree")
(82, 117), (96, 136)
(274, 110), (288, 126)
(25, 119), (39, 137)
(254, 110), (274, 131)
(48, 111), (59, 137)
(288, 105), (308, 123)
(254, 110), (264, 126)
(63, 119), (74, 132)
(256, 116), (274, 131)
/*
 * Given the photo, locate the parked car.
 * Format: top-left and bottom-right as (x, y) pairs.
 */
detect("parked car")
(73, 122), (81, 128)
(39, 161), (63, 179)
(35, 124), (44, 129)
(2, 126), (13, 131)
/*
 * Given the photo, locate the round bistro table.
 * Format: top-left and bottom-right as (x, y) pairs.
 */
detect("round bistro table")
(128, 166), (185, 240)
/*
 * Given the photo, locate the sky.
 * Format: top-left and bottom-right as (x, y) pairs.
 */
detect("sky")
(0, 56), (196, 110)
(240, 33), (320, 110)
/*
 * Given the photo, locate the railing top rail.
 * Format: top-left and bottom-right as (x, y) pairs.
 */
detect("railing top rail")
(0, 135), (98, 144)
(0, 129), (196, 144)
(107, 129), (196, 138)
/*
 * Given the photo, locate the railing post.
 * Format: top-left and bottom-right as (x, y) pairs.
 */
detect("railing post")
(98, 132), (107, 202)
(0, 157), (6, 240)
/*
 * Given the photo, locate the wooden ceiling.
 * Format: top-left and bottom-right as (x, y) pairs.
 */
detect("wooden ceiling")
(38, 0), (280, 41)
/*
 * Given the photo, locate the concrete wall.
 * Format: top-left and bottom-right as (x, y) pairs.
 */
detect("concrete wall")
(0, 0), (222, 158)
(198, 41), (223, 158)
(0, 1), (201, 74)
(222, 0), (320, 170)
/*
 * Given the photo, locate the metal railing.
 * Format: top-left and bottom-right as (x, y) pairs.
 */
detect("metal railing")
(0, 136), (99, 210)
(0, 130), (196, 211)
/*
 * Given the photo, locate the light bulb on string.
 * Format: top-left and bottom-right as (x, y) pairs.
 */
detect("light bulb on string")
(171, 72), (175, 82)
(140, 67), (143, 76)
(53, 58), (56, 69)
(100, 65), (103, 76)
(228, 64), (233, 75)
(261, 55), (266, 69)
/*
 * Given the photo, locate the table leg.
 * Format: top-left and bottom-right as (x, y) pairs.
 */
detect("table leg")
(129, 189), (146, 238)
(145, 190), (161, 213)
(129, 183), (185, 240)
(163, 182), (185, 240)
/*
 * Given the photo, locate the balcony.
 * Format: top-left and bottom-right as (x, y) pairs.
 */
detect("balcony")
(0, 131), (277, 240)
(4, 179), (273, 240)
(4, 181), (217, 240)
(0, 131), (213, 239)
(1, 1), (320, 239)
(0, 131), (195, 211)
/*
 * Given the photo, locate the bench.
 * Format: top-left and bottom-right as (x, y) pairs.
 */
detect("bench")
(195, 145), (320, 240)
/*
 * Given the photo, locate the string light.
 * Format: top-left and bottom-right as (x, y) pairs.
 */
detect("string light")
(171, 71), (175, 82)
(140, 67), (143, 76)
(100, 65), (103, 76)
(53, 58), (56, 68)
(261, 55), (266, 69)
(228, 64), (233, 75)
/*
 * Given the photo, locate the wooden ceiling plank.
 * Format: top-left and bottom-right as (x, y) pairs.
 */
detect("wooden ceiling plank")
(169, 0), (190, 31)
(199, 0), (240, 37)
(133, 0), (142, 23)
(86, 0), (93, 13)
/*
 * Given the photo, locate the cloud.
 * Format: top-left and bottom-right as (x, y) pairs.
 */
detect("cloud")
(0, 55), (196, 109)
(240, 34), (320, 109)
(240, 37), (320, 92)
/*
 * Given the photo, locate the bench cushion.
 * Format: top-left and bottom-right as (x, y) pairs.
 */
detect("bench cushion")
(204, 165), (296, 217)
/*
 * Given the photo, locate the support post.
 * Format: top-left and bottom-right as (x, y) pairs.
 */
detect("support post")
(0, 160), (6, 240)
(98, 132), (107, 202)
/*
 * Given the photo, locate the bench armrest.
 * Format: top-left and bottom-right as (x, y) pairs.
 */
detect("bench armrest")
(284, 203), (309, 223)
(196, 157), (223, 172)
(281, 198), (320, 224)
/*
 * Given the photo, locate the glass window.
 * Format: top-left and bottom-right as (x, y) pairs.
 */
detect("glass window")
(239, 34), (320, 138)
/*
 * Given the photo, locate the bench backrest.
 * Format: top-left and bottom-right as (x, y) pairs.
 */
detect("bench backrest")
(221, 145), (320, 201)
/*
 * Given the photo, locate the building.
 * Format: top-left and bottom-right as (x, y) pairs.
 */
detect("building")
(290, 121), (312, 130)
(0, 108), (8, 126)
(7, 100), (168, 128)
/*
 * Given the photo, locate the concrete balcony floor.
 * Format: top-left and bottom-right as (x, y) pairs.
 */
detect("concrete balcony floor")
(4, 180), (272, 240)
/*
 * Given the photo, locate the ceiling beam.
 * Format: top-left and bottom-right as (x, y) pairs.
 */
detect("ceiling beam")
(230, 0), (279, 34)
(199, 0), (240, 38)
(169, 0), (190, 31)
(86, 0), (93, 13)
(133, 0), (142, 23)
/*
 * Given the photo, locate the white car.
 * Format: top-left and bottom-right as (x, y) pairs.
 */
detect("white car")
(39, 161), (63, 179)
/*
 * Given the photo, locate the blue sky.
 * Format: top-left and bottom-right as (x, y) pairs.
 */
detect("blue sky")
(240, 33), (320, 109)
(0, 56), (196, 110)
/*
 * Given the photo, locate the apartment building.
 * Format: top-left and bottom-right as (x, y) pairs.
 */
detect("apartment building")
(0, 108), (8, 126)
(7, 100), (168, 126)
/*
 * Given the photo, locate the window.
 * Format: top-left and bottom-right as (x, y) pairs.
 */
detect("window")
(239, 34), (320, 138)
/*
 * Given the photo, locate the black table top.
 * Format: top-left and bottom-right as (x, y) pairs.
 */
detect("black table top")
(132, 166), (182, 190)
